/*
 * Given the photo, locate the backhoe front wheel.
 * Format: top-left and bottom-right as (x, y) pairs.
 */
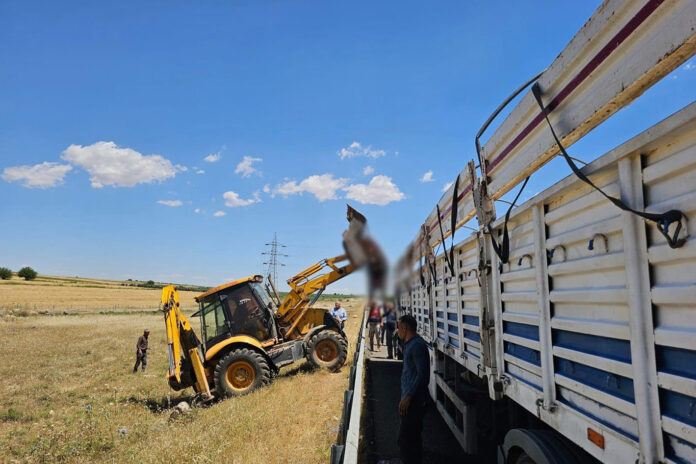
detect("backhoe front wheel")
(214, 348), (271, 398)
(306, 330), (348, 371)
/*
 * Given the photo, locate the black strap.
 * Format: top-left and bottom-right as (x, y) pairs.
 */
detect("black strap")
(419, 249), (426, 288)
(449, 175), (460, 276)
(488, 176), (529, 264)
(435, 175), (461, 278)
(531, 83), (686, 249)
(436, 204), (455, 278)
(428, 255), (437, 285)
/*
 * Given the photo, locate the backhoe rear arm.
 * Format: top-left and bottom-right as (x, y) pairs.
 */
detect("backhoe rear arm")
(161, 285), (212, 399)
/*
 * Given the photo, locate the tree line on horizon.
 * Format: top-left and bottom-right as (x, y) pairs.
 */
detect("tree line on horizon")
(0, 266), (37, 281)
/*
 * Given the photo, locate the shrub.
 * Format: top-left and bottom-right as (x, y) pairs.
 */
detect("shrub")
(146, 280), (155, 287)
(0, 408), (23, 422)
(17, 266), (38, 281)
(0, 267), (11, 280)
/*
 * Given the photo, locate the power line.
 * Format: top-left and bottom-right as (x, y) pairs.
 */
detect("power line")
(261, 232), (287, 289)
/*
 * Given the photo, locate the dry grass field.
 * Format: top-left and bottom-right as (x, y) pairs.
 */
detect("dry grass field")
(0, 275), (201, 313)
(0, 298), (364, 463)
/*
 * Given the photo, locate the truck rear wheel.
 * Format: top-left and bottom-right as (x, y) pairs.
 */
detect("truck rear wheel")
(306, 330), (348, 371)
(214, 348), (271, 398)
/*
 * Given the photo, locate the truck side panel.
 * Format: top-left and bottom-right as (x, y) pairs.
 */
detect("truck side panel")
(399, 102), (696, 463)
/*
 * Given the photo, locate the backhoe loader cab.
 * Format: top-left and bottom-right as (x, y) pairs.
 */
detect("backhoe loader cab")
(195, 276), (275, 350)
(160, 205), (385, 400)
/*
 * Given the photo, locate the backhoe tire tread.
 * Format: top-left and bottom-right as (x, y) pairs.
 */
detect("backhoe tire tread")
(214, 348), (271, 398)
(306, 330), (348, 372)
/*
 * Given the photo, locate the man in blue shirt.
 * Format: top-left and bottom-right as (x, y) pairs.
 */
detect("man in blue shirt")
(382, 303), (397, 359)
(397, 314), (430, 464)
(330, 301), (347, 330)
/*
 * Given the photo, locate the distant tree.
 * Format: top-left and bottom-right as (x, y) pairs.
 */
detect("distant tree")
(0, 267), (12, 280)
(17, 267), (37, 281)
(146, 280), (155, 287)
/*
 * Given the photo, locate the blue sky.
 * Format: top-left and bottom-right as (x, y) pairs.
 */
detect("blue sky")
(2, 1), (695, 294)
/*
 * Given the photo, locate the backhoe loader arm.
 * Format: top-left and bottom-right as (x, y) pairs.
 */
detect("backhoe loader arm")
(160, 286), (212, 399)
(275, 254), (355, 337)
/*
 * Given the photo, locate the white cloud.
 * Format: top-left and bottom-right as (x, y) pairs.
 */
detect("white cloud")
(338, 141), (387, 160)
(684, 61), (695, 71)
(175, 165), (188, 172)
(157, 200), (183, 207)
(420, 170), (434, 183)
(213, 211), (226, 217)
(61, 141), (179, 188)
(442, 181), (454, 192)
(274, 174), (348, 202)
(344, 175), (405, 206)
(204, 149), (222, 163)
(196, 169), (205, 174)
(194, 208), (201, 214)
(363, 166), (374, 175)
(223, 190), (260, 207)
(262, 184), (270, 193)
(2, 161), (72, 188)
(235, 156), (262, 177)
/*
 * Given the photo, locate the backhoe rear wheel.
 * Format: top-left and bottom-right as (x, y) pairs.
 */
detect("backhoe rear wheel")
(306, 330), (348, 371)
(214, 348), (271, 398)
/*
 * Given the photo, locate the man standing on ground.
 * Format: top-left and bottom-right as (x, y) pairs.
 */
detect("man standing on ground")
(379, 303), (387, 346)
(397, 315), (430, 464)
(366, 301), (381, 351)
(133, 329), (150, 373)
(330, 301), (347, 330)
(382, 303), (397, 359)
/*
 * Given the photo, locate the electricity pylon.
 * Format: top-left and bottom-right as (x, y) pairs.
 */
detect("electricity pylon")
(261, 233), (287, 289)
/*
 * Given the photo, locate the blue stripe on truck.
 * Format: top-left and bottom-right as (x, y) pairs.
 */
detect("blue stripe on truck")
(656, 345), (696, 380)
(555, 358), (635, 402)
(464, 329), (480, 343)
(504, 342), (541, 366)
(553, 329), (632, 363)
(503, 321), (539, 341)
(659, 388), (696, 428)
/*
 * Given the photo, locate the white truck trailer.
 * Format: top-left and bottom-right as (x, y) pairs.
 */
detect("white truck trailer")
(395, 1), (696, 463)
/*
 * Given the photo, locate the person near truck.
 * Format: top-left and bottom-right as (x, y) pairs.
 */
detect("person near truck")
(366, 301), (381, 351)
(382, 303), (397, 359)
(133, 329), (150, 373)
(379, 303), (387, 345)
(330, 301), (347, 329)
(397, 315), (430, 464)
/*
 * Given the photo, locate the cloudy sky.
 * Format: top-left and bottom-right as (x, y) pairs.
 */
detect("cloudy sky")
(1, 1), (695, 293)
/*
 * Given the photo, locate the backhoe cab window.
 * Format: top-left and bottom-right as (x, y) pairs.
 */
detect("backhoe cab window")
(220, 284), (271, 341)
(251, 282), (272, 309)
(200, 295), (227, 346)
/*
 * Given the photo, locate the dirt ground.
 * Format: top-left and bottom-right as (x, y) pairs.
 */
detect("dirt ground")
(0, 298), (364, 463)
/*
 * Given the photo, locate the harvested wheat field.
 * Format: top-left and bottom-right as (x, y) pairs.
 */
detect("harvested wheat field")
(0, 299), (364, 463)
(0, 275), (202, 313)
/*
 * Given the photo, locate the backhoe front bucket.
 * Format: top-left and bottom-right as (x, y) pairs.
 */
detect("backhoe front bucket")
(342, 204), (387, 298)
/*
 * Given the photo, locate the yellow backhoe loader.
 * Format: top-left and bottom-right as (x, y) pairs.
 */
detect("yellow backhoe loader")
(160, 205), (385, 399)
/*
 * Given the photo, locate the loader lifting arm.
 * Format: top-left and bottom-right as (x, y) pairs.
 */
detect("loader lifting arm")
(275, 253), (355, 338)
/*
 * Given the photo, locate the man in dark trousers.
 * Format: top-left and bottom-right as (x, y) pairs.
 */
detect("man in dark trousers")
(133, 329), (150, 373)
(397, 315), (430, 464)
(382, 303), (397, 359)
